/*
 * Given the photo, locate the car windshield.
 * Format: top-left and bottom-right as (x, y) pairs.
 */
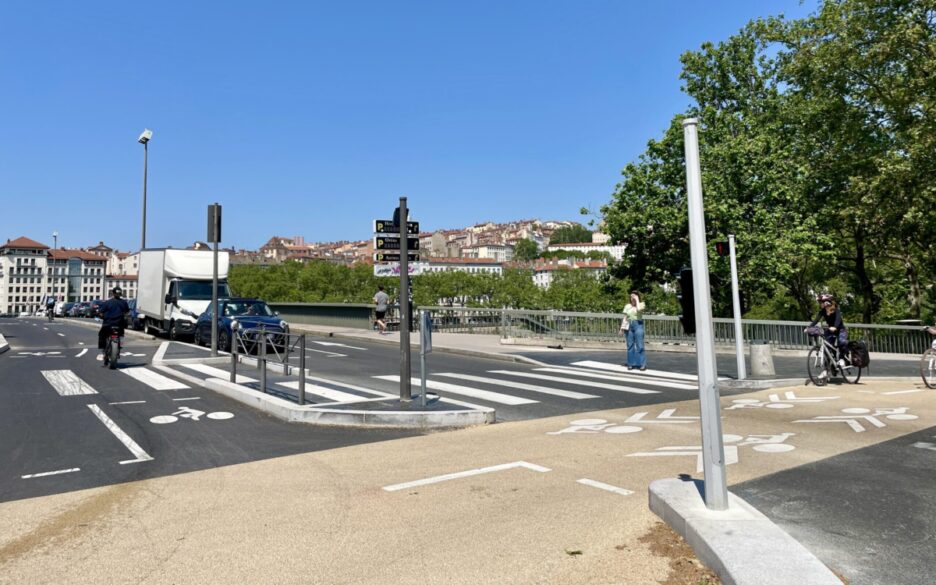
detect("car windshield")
(178, 281), (232, 300)
(223, 301), (274, 317)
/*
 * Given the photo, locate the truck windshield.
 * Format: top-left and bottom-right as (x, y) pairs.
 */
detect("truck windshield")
(178, 281), (231, 300)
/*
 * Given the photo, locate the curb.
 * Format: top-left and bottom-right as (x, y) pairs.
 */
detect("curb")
(650, 477), (841, 585)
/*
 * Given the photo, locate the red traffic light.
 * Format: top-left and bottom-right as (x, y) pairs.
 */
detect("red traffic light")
(715, 241), (730, 257)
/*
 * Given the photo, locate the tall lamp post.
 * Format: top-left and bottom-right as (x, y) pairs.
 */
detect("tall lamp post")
(138, 129), (153, 250)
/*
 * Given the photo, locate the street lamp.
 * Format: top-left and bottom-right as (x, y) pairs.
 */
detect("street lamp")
(138, 128), (153, 250)
(52, 231), (58, 249)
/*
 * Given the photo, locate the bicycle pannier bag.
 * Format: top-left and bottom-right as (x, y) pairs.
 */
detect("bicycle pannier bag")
(848, 340), (869, 368)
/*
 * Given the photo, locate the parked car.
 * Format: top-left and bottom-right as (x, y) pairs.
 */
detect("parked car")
(193, 298), (288, 353)
(75, 302), (92, 317)
(126, 299), (143, 330)
(60, 302), (75, 317)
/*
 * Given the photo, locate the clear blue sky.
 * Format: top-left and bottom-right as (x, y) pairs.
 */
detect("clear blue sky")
(1, 0), (818, 252)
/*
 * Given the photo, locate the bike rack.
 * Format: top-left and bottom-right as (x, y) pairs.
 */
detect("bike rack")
(231, 325), (307, 405)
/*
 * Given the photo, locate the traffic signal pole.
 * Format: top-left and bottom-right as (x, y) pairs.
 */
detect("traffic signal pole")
(682, 118), (728, 511)
(729, 235), (746, 380)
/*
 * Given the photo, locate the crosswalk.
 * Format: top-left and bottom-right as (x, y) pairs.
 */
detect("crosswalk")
(35, 359), (704, 410)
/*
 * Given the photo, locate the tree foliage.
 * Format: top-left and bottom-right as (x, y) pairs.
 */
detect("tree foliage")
(548, 225), (593, 244)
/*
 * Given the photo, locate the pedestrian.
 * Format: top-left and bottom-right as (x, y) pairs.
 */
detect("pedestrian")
(620, 291), (646, 371)
(373, 285), (390, 334)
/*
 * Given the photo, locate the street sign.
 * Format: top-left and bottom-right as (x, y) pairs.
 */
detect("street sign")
(374, 220), (419, 235)
(207, 204), (222, 243)
(374, 237), (420, 251)
(374, 262), (427, 277)
(374, 252), (419, 262)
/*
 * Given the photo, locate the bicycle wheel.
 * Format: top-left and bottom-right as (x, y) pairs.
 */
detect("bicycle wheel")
(807, 346), (828, 386)
(108, 339), (120, 369)
(921, 349), (936, 389)
(839, 362), (862, 384)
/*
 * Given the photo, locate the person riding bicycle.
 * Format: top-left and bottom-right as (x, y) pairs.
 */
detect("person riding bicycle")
(45, 296), (56, 317)
(806, 293), (849, 368)
(97, 287), (130, 365)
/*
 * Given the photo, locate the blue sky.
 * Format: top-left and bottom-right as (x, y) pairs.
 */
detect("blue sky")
(0, 0), (818, 252)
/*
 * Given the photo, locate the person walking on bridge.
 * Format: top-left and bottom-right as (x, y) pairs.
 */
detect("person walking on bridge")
(373, 285), (390, 334)
(620, 291), (646, 371)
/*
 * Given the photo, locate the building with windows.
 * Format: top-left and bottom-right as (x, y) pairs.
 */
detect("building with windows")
(104, 274), (138, 299)
(49, 249), (107, 303)
(1, 237), (51, 315)
(545, 241), (626, 261)
(424, 258), (503, 275)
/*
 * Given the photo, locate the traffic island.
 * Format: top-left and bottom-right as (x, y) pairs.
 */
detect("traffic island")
(0, 332), (8, 354)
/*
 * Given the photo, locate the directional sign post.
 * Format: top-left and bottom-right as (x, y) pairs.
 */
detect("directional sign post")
(374, 236), (420, 251)
(397, 198), (412, 401)
(374, 253), (420, 263)
(374, 220), (419, 235)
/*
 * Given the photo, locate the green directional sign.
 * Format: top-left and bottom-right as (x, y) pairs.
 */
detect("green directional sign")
(374, 220), (419, 235)
(374, 236), (419, 250)
(374, 252), (419, 262)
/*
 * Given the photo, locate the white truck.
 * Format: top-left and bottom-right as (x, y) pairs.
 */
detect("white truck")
(137, 249), (231, 340)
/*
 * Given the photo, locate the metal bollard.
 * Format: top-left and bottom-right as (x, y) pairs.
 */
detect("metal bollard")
(298, 334), (306, 406)
(260, 331), (267, 394)
(230, 330), (238, 383)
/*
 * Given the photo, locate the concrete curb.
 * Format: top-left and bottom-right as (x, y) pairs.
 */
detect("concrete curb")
(649, 478), (841, 585)
(719, 378), (804, 390)
(0, 332), (8, 354)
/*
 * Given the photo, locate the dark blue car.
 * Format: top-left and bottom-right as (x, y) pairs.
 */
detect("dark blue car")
(193, 298), (288, 353)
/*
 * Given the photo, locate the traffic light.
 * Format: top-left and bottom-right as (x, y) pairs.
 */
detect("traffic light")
(715, 241), (729, 257)
(677, 267), (696, 335)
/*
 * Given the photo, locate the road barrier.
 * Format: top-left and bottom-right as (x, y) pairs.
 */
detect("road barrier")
(231, 326), (307, 404)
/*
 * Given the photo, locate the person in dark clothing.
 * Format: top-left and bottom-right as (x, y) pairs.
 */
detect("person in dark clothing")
(97, 287), (130, 364)
(807, 293), (848, 366)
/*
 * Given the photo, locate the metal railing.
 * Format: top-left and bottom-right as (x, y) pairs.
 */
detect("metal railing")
(231, 325), (308, 404)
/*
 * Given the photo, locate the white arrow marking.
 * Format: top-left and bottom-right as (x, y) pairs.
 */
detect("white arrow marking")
(75, 348), (88, 358)
(311, 341), (366, 350)
(913, 442), (936, 451)
(624, 409), (698, 424)
(628, 446), (738, 473)
(769, 391), (839, 403)
(576, 478), (634, 496)
(383, 461), (551, 492)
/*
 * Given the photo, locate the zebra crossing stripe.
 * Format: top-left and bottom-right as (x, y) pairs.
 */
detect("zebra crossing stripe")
(120, 367), (190, 390)
(435, 373), (598, 400)
(374, 375), (538, 405)
(181, 363), (257, 384)
(533, 367), (697, 391)
(488, 370), (659, 395)
(570, 361), (728, 382)
(41, 370), (97, 396)
(276, 381), (369, 403)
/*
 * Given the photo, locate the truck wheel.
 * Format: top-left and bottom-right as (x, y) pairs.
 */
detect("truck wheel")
(169, 321), (180, 341)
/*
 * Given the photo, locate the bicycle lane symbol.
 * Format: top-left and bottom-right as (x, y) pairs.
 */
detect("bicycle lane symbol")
(150, 406), (235, 425)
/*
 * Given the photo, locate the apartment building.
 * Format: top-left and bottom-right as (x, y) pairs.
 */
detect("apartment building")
(532, 258), (608, 288)
(545, 241), (626, 261)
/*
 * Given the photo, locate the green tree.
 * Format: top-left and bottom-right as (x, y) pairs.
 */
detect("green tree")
(548, 225), (593, 244)
(513, 238), (540, 262)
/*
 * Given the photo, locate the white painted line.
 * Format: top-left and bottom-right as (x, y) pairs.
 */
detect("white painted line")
(310, 340), (367, 350)
(22, 468), (80, 479)
(882, 389), (924, 395)
(172, 397), (201, 401)
(576, 478), (634, 496)
(304, 348), (346, 357)
(87, 404), (153, 464)
(181, 363), (256, 383)
(374, 375), (538, 405)
(120, 367), (190, 390)
(57, 333), (65, 337)
(570, 360), (729, 382)
(109, 401), (146, 405)
(41, 370), (97, 396)
(277, 381), (369, 403)
(78, 342), (85, 345)
(152, 341), (169, 364)
(383, 461), (551, 492)
(75, 348), (88, 358)
(152, 364), (208, 388)
(489, 370), (659, 395)
(302, 374), (394, 397)
(435, 372), (598, 399)
(43, 327), (48, 331)
(533, 367), (698, 390)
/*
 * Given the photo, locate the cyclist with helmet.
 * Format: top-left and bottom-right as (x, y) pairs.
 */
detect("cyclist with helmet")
(97, 287), (130, 365)
(806, 293), (849, 367)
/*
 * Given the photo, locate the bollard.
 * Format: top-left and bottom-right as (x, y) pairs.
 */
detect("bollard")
(298, 334), (306, 406)
(230, 330), (238, 383)
(260, 331), (267, 394)
(750, 340), (775, 377)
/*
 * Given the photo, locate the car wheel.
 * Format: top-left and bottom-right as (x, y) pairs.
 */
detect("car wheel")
(218, 330), (231, 353)
(193, 327), (203, 347)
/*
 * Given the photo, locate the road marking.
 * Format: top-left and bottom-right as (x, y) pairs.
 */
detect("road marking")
(533, 367), (697, 390)
(628, 445), (739, 473)
(43, 327), (48, 331)
(435, 372), (598, 399)
(87, 404), (153, 464)
(121, 367), (190, 390)
(41, 370), (97, 396)
(794, 407), (918, 433)
(21, 468), (80, 479)
(310, 341), (367, 350)
(383, 461), (551, 492)
(57, 333), (65, 337)
(624, 409), (699, 424)
(913, 441), (936, 451)
(303, 348), (346, 357)
(883, 389), (924, 395)
(576, 478), (634, 496)
(489, 370), (659, 395)
(172, 397), (201, 401)
(374, 375), (538, 405)
(276, 381), (370, 403)
(109, 401), (146, 405)
(570, 361), (729, 382)
(75, 348), (88, 358)
(181, 363), (257, 383)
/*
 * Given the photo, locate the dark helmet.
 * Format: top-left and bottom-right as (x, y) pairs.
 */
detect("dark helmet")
(111, 286), (123, 298)
(818, 293), (834, 304)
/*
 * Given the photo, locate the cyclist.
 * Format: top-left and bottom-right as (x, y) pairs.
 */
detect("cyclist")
(97, 287), (130, 365)
(806, 293), (849, 368)
(45, 296), (56, 319)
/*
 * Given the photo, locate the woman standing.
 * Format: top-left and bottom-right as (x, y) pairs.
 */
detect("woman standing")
(622, 291), (646, 371)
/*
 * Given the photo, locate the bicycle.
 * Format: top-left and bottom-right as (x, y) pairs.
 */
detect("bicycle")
(46, 306), (54, 322)
(805, 326), (861, 386)
(921, 326), (936, 389)
(103, 326), (122, 370)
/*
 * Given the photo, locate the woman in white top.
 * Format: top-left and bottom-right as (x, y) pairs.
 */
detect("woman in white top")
(620, 291), (646, 371)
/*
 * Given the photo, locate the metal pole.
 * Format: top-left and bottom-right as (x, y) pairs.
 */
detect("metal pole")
(420, 310), (427, 407)
(298, 334), (306, 406)
(682, 118), (728, 511)
(729, 235), (746, 380)
(230, 329), (238, 383)
(260, 329), (267, 394)
(399, 196), (412, 401)
(141, 141), (148, 250)
(211, 209), (219, 356)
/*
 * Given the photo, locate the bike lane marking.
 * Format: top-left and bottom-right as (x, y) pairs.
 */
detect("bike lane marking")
(382, 461), (551, 492)
(87, 404), (153, 464)
(21, 468), (81, 479)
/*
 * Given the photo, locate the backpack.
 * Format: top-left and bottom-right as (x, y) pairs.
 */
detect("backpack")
(848, 340), (869, 368)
